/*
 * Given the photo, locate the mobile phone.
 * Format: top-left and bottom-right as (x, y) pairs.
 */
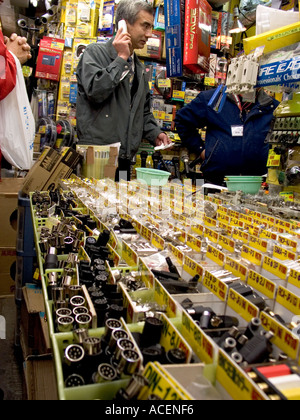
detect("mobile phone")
(118, 19), (127, 33)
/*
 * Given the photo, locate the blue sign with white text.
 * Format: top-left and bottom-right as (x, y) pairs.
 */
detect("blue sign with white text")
(257, 56), (300, 87)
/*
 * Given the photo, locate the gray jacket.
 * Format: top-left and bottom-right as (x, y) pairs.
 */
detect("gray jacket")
(76, 38), (162, 159)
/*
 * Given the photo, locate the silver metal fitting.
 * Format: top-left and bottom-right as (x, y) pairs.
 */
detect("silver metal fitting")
(231, 352), (243, 364)
(65, 374), (85, 388)
(68, 285), (83, 299)
(118, 349), (141, 376)
(73, 328), (89, 345)
(51, 286), (65, 302)
(56, 308), (72, 320)
(103, 318), (123, 342)
(73, 306), (89, 317)
(57, 316), (74, 333)
(69, 295), (86, 309)
(64, 344), (85, 366)
(108, 329), (129, 353)
(75, 313), (92, 330)
(48, 272), (58, 286)
(114, 338), (135, 364)
(93, 363), (117, 383)
(124, 373), (149, 399)
(83, 337), (102, 356)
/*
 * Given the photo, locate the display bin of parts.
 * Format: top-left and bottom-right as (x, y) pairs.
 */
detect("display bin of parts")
(51, 315), (192, 400)
(246, 363), (300, 400)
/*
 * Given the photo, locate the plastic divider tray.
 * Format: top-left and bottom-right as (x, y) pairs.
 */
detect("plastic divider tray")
(52, 324), (144, 400)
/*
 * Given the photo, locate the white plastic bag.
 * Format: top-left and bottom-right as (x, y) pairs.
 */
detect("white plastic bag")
(0, 51), (34, 170)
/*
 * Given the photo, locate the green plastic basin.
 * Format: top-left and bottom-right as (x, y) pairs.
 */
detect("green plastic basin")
(225, 176), (263, 194)
(136, 168), (170, 186)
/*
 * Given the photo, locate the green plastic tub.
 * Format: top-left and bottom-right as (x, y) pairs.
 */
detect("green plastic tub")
(136, 168), (170, 186)
(226, 176), (263, 181)
(52, 328), (131, 400)
(225, 176), (263, 195)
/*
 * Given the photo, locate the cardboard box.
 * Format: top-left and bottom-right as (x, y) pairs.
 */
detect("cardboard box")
(0, 178), (24, 247)
(42, 147), (81, 191)
(103, 146), (118, 179)
(183, 0), (212, 74)
(103, 164), (117, 179)
(20, 285), (51, 358)
(0, 247), (16, 296)
(24, 357), (58, 400)
(22, 147), (81, 195)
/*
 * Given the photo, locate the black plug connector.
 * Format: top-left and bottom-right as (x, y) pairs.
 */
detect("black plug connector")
(239, 331), (274, 364)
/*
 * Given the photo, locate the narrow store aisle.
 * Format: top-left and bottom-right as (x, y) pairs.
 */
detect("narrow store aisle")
(0, 296), (23, 400)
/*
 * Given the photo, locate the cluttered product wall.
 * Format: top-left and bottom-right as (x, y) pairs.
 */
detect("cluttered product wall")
(1, 0), (300, 403)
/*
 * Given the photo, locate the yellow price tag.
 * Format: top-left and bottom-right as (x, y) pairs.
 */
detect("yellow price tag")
(241, 245), (263, 266)
(216, 350), (266, 400)
(277, 285), (300, 315)
(181, 311), (215, 365)
(227, 288), (259, 322)
(262, 256), (288, 280)
(202, 271), (227, 301)
(267, 150), (281, 167)
(225, 256), (248, 282)
(288, 269), (300, 291)
(260, 311), (299, 360)
(248, 270), (276, 300)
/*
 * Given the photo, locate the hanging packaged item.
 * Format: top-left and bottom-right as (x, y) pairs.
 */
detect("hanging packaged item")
(256, 5), (299, 35)
(239, 0), (272, 29)
(136, 30), (163, 59)
(164, 0), (183, 78)
(54, 120), (75, 151)
(76, 0), (100, 38)
(35, 37), (65, 81)
(36, 117), (57, 151)
(183, 0), (212, 74)
(154, 4), (165, 31)
(99, 0), (115, 35)
(0, 52), (34, 170)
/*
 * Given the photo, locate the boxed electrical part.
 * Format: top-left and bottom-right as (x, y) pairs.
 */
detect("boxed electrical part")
(136, 30), (163, 60)
(183, 0), (212, 74)
(22, 147), (81, 196)
(164, 0), (183, 77)
(35, 37), (65, 82)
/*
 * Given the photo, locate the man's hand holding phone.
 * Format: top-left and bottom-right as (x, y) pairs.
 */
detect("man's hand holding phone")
(113, 19), (132, 61)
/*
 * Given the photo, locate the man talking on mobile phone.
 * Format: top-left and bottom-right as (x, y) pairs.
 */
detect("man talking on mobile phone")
(76, 0), (171, 181)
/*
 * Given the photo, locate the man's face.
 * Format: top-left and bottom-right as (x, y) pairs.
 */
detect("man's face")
(127, 10), (153, 50)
